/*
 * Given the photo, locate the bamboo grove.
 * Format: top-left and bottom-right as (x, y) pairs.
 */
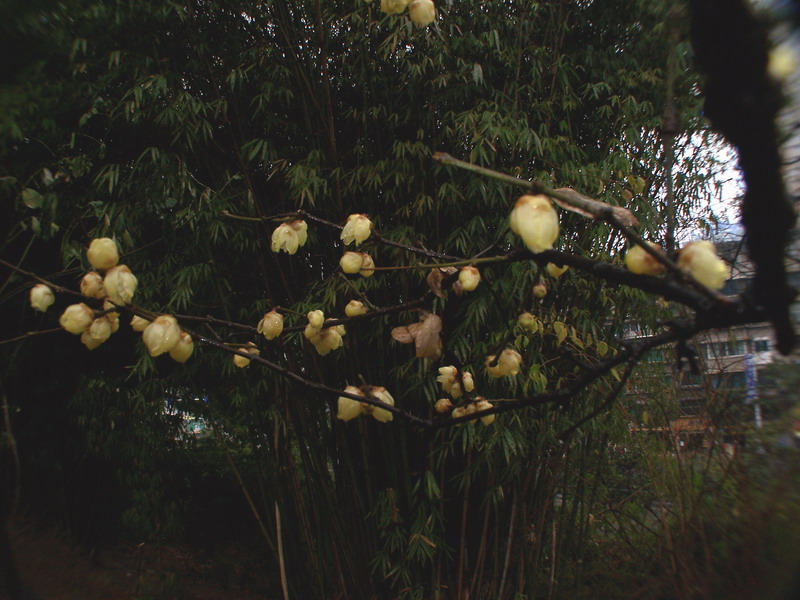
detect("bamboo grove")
(1, 0), (797, 598)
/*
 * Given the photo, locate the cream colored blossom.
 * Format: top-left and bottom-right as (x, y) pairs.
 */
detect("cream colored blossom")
(233, 343), (259, 368)
(307, 327), (343, 356)
(29, 284), (55, 312)
(340, 214), (373, 246)
(86, 237), (119, 271)
(475, 399), (495, 426)
(130, 315), (149, 332)
(271, 220), (307, 255)
(381, 0), (410, 14)
(358, 253), (375, 277)
(337, 386), (364, 422)
(509, 195), (559, 253)
(169, 332), (194, 363)
(257, 310), (284, 340)
(104, 265), (137, 305)
(518, 312), (537, 331)
(80, 330), (105, 350)
(88, 317), (112, 344)
(80, 272), (106, 299)
(363, 386), (394, 423)
(678, 240), (730, 290)
(533, 283), (547, 298)
(307, 310), (325, 330)
(345, 300), (368, 317)
(340, 252), (364, 274)
(142, 315), (181, 357)
(59, 303), (94, 334)
(624, 242), (665, 276)
(435, 398), (453, 414)
(408, 0), (436, 26)
(486, 349), (523, 377)
(458, 266), (480, 292)
(546, 263), (569, 279)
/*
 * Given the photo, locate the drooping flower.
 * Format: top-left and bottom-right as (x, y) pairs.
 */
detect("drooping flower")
(677, 240), (730, 290)
(29, 284), (55, 312)
(457, 266), (480, 292)
(408, 0), (436, 26)
(257, 310), (284, 340)
(88, 316), (113, 343)
(363, 386), (394, 423)
(306, 326), (344, 356)
(435, 398), (453, 413)
(486, 349), (523, 377)
(509, 195), (559, 253)
(142, 315), (181, 357)
(59, 303), (94, 334)
(358, 253), (375, 277)
(233, 343), (259, 368)
(130, 315), (149, 332)
(169, 332), (194, 363)
(624, 242), (665, 276)
(518, 312), (537, 331)
(475, 399), (495, 426)
(307, 310), (325, 330)
(437, 366), (475, 399)
(104, 265), (137, 305)
(546, 263), (569, 279)
(340, 214), (373, 246)
(380, 0), (410, 14)
(340, 252), (363, 274)
(345, 300), (368, 317)
(271, 220), (307, 255)
(80, 272), (106, 299)
(86, 237), (119, 271)
(337, 386), (364, 422)
(533, 283), (548, 298)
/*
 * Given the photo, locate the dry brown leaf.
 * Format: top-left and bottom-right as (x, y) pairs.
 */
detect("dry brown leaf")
(390, 310), (443, 360)
(426, 267), (457, 299)
(551, 187), (640, 227)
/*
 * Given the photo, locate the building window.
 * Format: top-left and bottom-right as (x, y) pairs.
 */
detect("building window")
(753, 339), (770, 353)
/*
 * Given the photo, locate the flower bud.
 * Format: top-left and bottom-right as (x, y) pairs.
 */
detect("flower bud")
(309, 327), (343, 356)
(408, 0), (436, 26)
(103, 299), (119, 322)
(475, 399), (495, 426)
(59, 303), (94, 334)
(340, 252), (363, 274)
(307, 310), (325, 330)
(142, 315), (181, 357)
(233, 343), (259, 368)
(131, 315), (149, 332)
(435, 398), (453, 413)
(437, 366), (458, 395)
(80, 330), (105, 350)
(345, 300), (368, 317)
(518, 312), (537, 331)
(677, 240), (730, 290)
(104, 265), (137, 305)
(169, 332), (194, 363)
(624, 242), (665, 276)
(380, 0), (410, 14)
(340, 214), (373, 246)
(486, 349), (522, 377)
(337, 386), (364, 422)
(458, 266), (480, 292)
(546, 263), (568, 279)
(86, 237), (119, 271)
(88, 317), (112, 343)
(533, 283), (547, 298)
(358, 253), (375, 277)
(29, 284), (55, 312)
(257, 310), (284, 340)
(462, 372), (474, 393)
(80, 272), (106, 299)
(509, 195), (559, 253)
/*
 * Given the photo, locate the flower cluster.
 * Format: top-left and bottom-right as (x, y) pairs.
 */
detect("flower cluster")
(304, 310), (345, 356)
(451, 399), (495, 426)
(336, 385), (395, 423)
(233, 342), (260, 368)
(381, 0), (436, 27)
(436, 366), (474, 399)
